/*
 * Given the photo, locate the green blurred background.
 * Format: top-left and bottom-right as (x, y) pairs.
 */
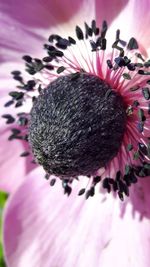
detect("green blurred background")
(0, 192), (8, 267)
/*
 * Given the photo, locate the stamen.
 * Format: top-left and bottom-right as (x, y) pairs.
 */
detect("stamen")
(2, 114), (15, 124)
(127, 37), (139, 50)
(20, 151), (30, 157)
(75, 26), (84, 40)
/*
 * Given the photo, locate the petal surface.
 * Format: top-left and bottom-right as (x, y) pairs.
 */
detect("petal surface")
(0, 0), (93, 61)
(95, 0), (129, 26)
(0, 0), (129, 60)
(0, 0), (128, 31)
(108, 0), (150, 55)
(0, 128), (34, 193)
(0, 62), (36, 192)
(3, 167), (150, 267)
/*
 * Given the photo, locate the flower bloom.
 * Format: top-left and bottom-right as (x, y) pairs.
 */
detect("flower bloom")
(1, 0), (150, 267)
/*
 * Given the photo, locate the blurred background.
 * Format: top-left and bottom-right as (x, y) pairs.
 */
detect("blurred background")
(0, 192), (7, 267)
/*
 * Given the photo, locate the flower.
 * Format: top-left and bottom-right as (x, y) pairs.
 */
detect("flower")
(1, 0), (150, 266)
(2, 0), (150, 199)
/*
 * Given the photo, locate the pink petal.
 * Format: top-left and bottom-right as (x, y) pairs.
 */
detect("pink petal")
(109, 0), (150, 54)
(0, 63), (36, 193)
(95, 0), (129, 26)
(130, 178), (150, 218)
(0, 127), (34, 193)
(0, 0), (85, 29)
(0, 11), (45, 63)
(0, 0), (92, 61)
(0, 0), (129, 61)
(1, 0), (128, 30)
(3, 167), (150, 267)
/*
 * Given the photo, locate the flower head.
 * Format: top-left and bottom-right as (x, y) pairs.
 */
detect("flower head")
(1, 1), (150, 267)
(3, 19), (150, 200)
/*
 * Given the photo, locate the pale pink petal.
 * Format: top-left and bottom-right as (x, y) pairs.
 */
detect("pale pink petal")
(0, 11), (45, 62)
(0, 0), (129, 61)
(0, 63), (36, 192)
(0, 0), (92, 60)
(0, 0), (85, 29)
(0, 0), (130, 67)
(0, 128), (34, 193)
(109, 0), (150, 54)
(130, 178), (150, 218)
(1, 0), (129, 31)
(3, 167), (150, 267)
(95, 0), (129, 26)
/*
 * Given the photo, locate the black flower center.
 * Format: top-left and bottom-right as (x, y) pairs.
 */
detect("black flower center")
(29, 73), (126, 177)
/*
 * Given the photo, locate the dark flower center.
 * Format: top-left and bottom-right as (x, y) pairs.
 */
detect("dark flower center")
(29, 73), (126, 177)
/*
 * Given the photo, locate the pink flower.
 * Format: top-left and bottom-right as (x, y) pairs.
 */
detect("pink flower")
(1, 0), (150, 266)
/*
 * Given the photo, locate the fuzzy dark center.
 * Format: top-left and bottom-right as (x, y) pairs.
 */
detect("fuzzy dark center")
(29, 73), (126, 177)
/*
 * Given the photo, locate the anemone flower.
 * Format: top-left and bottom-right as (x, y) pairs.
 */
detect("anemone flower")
(0, 0), (129, 192)
(1, 0), (150, 267)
